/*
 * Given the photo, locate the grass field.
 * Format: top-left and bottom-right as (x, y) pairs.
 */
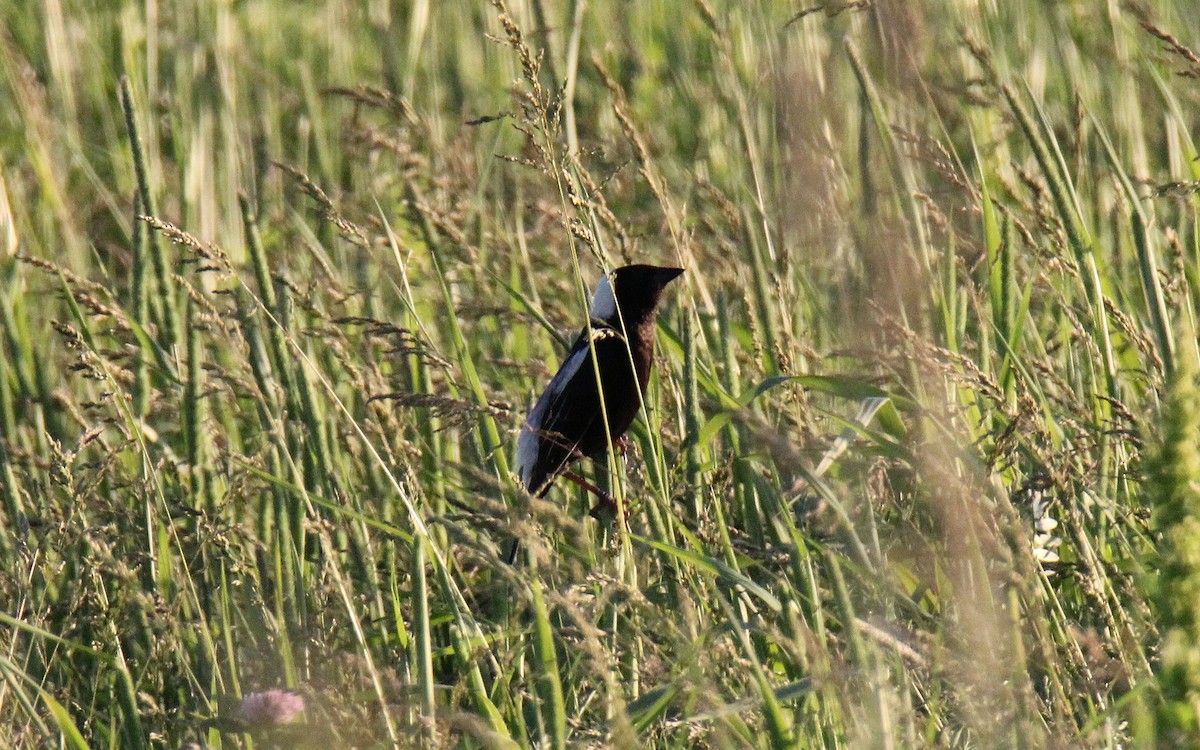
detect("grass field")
(2, 0), (1200, 747)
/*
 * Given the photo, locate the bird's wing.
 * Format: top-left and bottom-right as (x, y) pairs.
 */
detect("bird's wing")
(516, 326), (636, 493)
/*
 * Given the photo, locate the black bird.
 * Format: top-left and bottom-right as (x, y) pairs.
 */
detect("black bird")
(510, 264), (683, 561)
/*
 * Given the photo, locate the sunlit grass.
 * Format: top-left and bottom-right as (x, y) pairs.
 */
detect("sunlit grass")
(1, 0), (1199, 747)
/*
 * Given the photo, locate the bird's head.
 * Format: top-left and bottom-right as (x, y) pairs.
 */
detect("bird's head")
(589, 264), (684, 328)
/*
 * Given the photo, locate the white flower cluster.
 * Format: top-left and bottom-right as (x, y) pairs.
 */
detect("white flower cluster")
(1030, 490), (1062, 565)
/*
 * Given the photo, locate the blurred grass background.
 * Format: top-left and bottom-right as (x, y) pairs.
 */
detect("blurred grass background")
(2, 0), (1200, 747)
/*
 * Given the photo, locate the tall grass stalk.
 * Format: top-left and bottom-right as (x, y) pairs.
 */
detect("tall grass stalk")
(2, 1), (1199, 748)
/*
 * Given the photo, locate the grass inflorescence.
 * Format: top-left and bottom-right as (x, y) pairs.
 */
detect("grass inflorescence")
(1, 1), (1200, 747)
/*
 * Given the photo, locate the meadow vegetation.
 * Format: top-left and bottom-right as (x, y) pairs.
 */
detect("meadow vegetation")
(2, 0), (1200, 747)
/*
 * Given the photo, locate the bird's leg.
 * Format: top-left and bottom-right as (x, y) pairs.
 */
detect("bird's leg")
(561, 471), (620, 520)
(613, 434), (629, 456)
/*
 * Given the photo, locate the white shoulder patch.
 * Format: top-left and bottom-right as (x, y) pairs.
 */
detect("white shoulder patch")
(516, 343), (591, 487)
(589, 274), (616, 321)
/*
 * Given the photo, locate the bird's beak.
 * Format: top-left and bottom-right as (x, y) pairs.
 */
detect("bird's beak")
(656, 267), (685, 285)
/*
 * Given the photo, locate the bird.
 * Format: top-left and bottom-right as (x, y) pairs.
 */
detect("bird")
(510, 264), (684, 563)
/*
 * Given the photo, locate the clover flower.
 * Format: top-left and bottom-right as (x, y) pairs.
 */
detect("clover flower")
(237, 690), (305, 727)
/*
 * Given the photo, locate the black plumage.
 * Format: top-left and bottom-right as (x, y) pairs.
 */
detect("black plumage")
(512, 265), (683, 557)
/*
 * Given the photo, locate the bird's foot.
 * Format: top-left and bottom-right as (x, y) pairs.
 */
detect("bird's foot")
(587, 490), (636, 532)
(562, 471), (627, 527)
(613, 435), (629, 456)
(588, 493), (620, 522)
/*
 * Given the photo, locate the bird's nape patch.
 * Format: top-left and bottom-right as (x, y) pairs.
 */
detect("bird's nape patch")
(589, 273), (617, 320)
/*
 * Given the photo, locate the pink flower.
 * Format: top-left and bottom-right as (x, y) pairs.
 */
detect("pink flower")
(237, 690), (305, 726)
